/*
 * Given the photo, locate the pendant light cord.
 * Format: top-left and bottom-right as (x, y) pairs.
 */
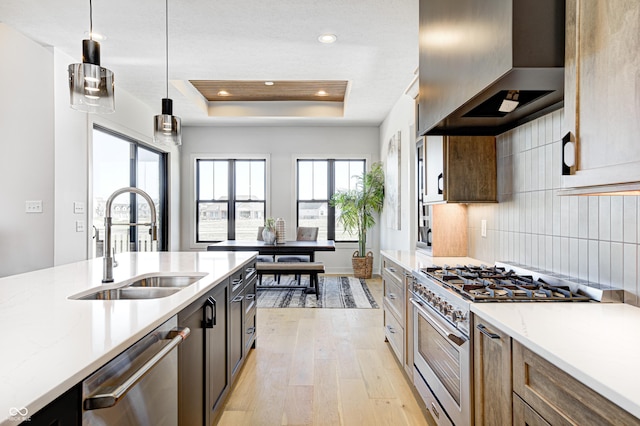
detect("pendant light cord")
(89, 0), (93, 40)
(165, 0), (169, 98)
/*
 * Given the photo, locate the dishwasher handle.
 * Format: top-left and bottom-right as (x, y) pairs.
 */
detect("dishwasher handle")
(84, 327), (190, 410)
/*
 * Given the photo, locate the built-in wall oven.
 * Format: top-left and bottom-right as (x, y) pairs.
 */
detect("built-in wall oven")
(410, 263), (609, 426)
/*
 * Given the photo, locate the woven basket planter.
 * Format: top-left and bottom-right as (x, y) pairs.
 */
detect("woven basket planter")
(352, 251), (373, 279)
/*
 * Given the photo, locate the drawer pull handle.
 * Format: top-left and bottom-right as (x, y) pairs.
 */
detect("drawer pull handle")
(232, 295), (244, 303)
(245, 294), (255, 300)
(386, 325), (396, 334)
(387, 293), (396, 300)
(477, 324), (500, 339)
(431, 402), (440, 419)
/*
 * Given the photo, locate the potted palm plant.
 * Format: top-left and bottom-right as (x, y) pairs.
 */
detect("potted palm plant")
(330, 162), (385, 278)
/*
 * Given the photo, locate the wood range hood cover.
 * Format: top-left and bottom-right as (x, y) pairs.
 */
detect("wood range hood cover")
(419, 0), (565, 136)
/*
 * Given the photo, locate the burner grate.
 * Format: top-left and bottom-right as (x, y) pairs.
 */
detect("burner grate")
(420, 265), (590, 302)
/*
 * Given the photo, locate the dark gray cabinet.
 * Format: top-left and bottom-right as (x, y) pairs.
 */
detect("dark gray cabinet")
(229, 271), (245, 380)
(178, 258), (257, 426)
(178, 279), (229, 426)
(243, 266), (257, 353)
(25, 385), (81, 426)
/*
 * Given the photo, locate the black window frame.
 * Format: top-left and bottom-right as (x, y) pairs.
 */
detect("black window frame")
(296, 158), (366, 242)
(93, 125), (169, 251)
(195, 158), (267, 243)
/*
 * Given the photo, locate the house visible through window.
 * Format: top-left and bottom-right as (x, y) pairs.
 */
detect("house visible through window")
(297, 159), (365, 241)
(196, 159), (266, 242)
(92, 126), (168, 257)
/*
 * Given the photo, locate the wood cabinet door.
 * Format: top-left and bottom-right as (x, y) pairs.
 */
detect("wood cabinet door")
(513, 393), (550, 426)
(513, 341), (640, 426)
(562, 0), (640, 192)
(474, 315), (513, 426)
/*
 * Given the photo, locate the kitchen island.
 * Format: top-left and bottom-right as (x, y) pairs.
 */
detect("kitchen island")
(0, 251), (256, 425)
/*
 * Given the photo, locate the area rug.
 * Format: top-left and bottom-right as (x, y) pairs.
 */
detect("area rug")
(256, 275), (379, 309)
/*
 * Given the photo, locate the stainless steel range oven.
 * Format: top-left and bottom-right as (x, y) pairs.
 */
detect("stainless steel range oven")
(409, 263), (612, 426)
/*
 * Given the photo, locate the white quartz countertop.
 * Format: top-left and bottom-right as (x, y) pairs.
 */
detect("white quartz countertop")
(472, 302), (640, 419)
(380, 249), (485, 272)
(0, 251), (255, 425)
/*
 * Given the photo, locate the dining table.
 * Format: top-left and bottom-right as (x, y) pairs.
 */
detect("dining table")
(206, 240), (335, 262)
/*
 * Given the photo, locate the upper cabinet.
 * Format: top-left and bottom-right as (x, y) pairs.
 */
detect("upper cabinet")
(561, 0), (640, 195)
(422, 135), (497, 204)
(417, 0), (565, 136)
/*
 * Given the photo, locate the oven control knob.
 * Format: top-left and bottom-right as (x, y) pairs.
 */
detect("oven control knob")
(441, 303), (452, 315)
(452, 310), (466, 323)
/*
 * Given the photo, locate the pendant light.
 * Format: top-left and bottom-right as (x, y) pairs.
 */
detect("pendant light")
(68, 0), (115, 114)
(154, 0), (182, 146)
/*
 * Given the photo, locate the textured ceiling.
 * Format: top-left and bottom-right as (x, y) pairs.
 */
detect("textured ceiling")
(0, 0), (418, 126)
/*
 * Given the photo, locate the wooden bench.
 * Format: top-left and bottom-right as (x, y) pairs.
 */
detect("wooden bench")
(255, 262), (325, 297)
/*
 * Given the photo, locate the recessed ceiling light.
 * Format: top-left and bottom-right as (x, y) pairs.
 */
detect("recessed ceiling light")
(264, 81), (274, 86)
(318, 34), (337, 44)
(217, 90), (230, 96)
(316, 90), (328, 96)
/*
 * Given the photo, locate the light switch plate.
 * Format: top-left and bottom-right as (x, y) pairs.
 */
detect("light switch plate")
(25, 200), (43, 213)
(74, 201), (85, 214)
(481, 219), (487, 238)
(76, 220), (85, 232)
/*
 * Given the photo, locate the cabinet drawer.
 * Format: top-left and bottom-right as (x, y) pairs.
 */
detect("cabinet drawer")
(244, 308), (256, 352)
(230, 268), (244, 297)
(384, 301), (404, 364)
(383, 274), (404, 323)
(513, 393), (550, 426)
(244, 277), (257, 315)
(382, 257), (404, 284)
(513, 341), (640, 426)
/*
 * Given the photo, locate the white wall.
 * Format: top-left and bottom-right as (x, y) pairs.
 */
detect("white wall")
(379, 93), (417, 251)
(0, 23), (182, 278)
(0, 24), (55, 276)
(180, 126), (380, 274)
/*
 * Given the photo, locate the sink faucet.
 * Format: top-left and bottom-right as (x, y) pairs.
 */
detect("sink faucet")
(103, 187), (158, 283)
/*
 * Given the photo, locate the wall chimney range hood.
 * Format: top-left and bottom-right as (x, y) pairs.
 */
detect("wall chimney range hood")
(418, 0), (565, 136)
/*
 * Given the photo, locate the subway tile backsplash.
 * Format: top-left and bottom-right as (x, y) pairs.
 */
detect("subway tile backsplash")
(467, 109), (640, 305)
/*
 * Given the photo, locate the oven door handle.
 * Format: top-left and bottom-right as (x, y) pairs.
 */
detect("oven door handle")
(410, 297), (467, 347)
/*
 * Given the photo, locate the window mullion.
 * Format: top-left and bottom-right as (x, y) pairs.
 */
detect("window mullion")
(328, 160), (336, 240)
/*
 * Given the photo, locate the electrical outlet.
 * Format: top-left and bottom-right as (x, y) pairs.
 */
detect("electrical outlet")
(481, 219), (487, 238)
(74, 201), (85, 214)
(76, 220), (85, 232)
(25, 200), (43, 213)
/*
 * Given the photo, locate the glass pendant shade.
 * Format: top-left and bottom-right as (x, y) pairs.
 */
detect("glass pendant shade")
(68, 39), (115, 114)
(154, 98), (182, 145)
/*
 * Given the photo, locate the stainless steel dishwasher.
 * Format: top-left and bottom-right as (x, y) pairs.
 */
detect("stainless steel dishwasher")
(82, 316), (190, 426)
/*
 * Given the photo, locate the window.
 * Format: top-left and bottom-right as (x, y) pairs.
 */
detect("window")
(297, 159), (365, 241)
(92, 126), (168, 257)
(196, 159), (266, 242)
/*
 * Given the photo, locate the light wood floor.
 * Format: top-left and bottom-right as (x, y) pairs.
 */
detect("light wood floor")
(217, 275), (431, 426)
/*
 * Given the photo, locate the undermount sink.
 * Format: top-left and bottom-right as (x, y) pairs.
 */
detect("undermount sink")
(70, 273), (208, 300)
(76, 286), (182, 300)
(128, 275), (204, 288)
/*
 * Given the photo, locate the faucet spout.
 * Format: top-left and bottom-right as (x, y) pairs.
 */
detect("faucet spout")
(102, 187), (158, 283)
